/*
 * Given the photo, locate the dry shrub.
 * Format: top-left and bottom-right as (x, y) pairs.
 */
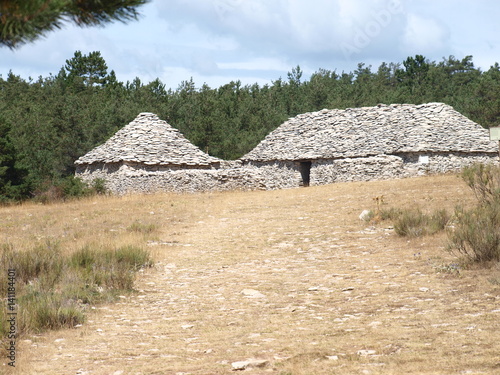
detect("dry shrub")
(447, 164), (500, 263)
(388, 208), (450, 237)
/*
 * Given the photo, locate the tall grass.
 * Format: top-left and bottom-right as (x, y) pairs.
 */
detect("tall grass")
(1, 241), (64, 289)
(0, 242), (152, 337)
(127, 221), (157, 234)
(378, 207), (450, 238)
(70, 245), (153, 290)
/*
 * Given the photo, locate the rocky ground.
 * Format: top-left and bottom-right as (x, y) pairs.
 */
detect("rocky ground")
(4, 175), (500, 374)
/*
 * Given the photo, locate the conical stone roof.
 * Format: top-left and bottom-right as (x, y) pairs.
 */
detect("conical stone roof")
(75, 113), (221, 166)
(241, 103), (498, 162)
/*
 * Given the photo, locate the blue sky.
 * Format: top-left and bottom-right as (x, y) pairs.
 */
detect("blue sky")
(0, 0), (498, 90)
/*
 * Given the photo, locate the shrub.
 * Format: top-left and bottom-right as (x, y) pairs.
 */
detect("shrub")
(31, 176), (108, 203)
(60, 176), (91, 198)
(393, 209), (426, 237)
(461, 163), (500, 205)
(448, 203), (500, 262)
(379, 207), (404, 221)
(111, 245), (153, 270)
(392, 208), (450, 238)
(447, 164), (500, 263)
(91, 178), (108, 195)
(429, 209), (450, 234)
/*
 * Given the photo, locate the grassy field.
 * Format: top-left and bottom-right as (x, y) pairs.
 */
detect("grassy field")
(1, 174), (500, 374)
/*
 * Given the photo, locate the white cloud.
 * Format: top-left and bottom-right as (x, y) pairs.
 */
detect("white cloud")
(218, 58), (290, 72)
(0, 0), (498, 89)
(401, 13), (450, 54)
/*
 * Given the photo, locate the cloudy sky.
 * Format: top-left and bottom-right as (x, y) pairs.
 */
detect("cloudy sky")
(1, 0), (499, 90)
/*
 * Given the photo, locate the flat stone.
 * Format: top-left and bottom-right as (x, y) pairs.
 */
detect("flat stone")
(241, 289), (266, 298)
(231, 359), (269, 371)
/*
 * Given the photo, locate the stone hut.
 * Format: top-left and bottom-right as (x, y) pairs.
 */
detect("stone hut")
(75, 104), (499, 194)
(239, 102), (499, 189)
(75, 112), (224, 194)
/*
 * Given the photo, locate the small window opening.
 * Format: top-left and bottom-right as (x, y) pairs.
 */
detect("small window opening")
(299, 161), (312, 187)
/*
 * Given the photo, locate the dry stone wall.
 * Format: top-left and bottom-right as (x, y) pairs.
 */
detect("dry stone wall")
(75, 104), (500, 195)
(309, 152), (499, 185)
(76, 152), (499, 195)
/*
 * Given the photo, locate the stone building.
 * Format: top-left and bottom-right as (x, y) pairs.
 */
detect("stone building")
(239, 102), (499, 188)
(75, 112), (225, 194)
(75, 103), (498, 194)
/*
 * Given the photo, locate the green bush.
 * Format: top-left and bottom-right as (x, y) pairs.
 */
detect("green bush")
(379, 207), (404, 221)
(393, 209), (427, 237)
(429, 209), (450, 234)
(32, 176), (108, 203)
(91, 178), (108, 195)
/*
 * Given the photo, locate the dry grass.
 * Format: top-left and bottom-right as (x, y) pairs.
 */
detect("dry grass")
(1, 174), (500, 374)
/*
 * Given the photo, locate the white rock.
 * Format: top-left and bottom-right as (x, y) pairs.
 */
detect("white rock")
(231, 359), (269, 371)
(359, 210), (372, 221)
(241, 289), (266, 298)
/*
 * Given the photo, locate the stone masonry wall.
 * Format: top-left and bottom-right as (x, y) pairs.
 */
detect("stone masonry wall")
(76, 160), (303, 194)
(310, 152), (498, 185)
(76, 152), (499, 195)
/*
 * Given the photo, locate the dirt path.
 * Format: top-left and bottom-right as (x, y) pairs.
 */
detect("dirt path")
(8, 176), (500, 374)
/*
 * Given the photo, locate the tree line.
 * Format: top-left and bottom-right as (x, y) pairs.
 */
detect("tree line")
(0, 52), (499, 202)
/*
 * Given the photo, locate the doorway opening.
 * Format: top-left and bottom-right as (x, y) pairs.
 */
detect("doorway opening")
(299, 161), (312, 187)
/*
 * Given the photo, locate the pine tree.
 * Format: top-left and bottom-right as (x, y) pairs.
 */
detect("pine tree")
(0, 0), (149, 48)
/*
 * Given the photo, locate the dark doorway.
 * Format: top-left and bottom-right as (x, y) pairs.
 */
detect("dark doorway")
(299, 161), (312, 187)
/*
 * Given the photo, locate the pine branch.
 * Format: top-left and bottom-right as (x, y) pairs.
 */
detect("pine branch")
(0, 0), (149, 48)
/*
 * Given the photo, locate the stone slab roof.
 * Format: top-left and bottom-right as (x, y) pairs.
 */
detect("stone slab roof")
(75, 113), (222, 166)
(241, 103), (498, 162)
